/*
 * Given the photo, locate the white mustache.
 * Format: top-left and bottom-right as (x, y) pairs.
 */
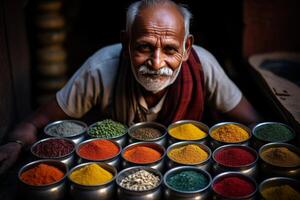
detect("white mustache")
(138, 65), (173, 76)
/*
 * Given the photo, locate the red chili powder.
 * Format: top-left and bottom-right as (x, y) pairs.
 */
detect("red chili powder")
(123, 146), (162, 163)
(213, 176), (255, 198)
(214, 147), (255, 167)
(78, 139), (119, 160)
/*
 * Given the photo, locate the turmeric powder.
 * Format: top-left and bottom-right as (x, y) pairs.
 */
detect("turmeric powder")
(262, 184), (300, 200)
(169, 123), (206, 140)
(211, 124), (249, 142)
(69, 163), (113, 185)
(168, 144), (208, 164)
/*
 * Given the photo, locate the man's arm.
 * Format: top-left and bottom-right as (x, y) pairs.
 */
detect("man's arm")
(0, 98), (68, 174)
(224, 96), (263, 127)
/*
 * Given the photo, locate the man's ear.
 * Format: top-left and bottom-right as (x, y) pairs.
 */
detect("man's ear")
(182, 34), (194, 61)
(120, 30), (129, 57)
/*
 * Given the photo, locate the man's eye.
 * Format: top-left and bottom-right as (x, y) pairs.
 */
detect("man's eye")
(164, 46), (177, 54)
(136, 44), (151, 52)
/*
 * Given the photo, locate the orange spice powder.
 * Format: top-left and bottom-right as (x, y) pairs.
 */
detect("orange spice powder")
(123, 146), (162, 163)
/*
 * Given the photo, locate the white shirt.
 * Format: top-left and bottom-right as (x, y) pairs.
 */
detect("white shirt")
(57, 43), (242, 120)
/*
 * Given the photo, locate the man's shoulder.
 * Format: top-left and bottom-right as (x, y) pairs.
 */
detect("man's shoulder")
(192, 45), (216, 62)
(88, 43), (122, 68)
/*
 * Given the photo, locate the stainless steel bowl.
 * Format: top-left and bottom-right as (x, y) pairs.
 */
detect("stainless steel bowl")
(251, 122), (296, 150)
(31, 137), (76, 168)
(211, 172), (257, 200)
(76, 138), (122, 170)
(18, 159), (68, 200)
(87, 121), (127, 147)
(116, 166), (163, 200)
(258, 177), (300, 199)
(209, 122), (251, 150)
(163, 166), (212, 200)
(121, 142), (166, 173)
(212, 144), (258, 178)
(166, 141), (211, 171)
(128, 122), (167, 147)
(44, 120), (88, 145)
(167, 120), (209, 146)
(258, 142), (300, 179)
(68, 162), (117, 200)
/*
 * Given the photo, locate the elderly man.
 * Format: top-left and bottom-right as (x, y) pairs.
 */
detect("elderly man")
(0, 0), (261, 174)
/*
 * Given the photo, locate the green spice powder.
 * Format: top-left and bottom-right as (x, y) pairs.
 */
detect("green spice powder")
(166, 170), (208, 192)
(255, 124), (294, 142)
(89, 119), (127, 138)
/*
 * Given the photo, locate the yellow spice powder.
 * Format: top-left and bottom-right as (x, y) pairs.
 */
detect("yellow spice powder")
(262, 184), (300, 200)
(69, 163), (113, 185)
(169, 123), (206, 140)
(211, 124), (249, 142)
(168, 144), (208, 164)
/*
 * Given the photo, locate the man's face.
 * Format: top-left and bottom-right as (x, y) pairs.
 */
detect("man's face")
(128, 4), (188, 93)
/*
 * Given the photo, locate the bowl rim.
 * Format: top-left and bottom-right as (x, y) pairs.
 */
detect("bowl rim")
(31, 137), (76, 159)
(252, 121), (296, 143)
(212, 144), (258, 168)
(163, 165), (212, 194)
(44, 119), (88, 138)
(211, 171), (257, 199)
(121, 141), (166, 164)
(76, 138), (122, 161)
(128, 121), (167, 142)
(209, 122), (252, 144)
(258, 142), (300, 168)
(167, 120), (209, 141)
(18, 159), (68, 187)
(87, 119), (127, 139)
(116, 165), (163, 192)
(166, 141), (211, 165)
(68, 162), (117, 187)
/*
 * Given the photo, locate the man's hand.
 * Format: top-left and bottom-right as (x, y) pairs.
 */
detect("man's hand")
(0, 142), (22, 175)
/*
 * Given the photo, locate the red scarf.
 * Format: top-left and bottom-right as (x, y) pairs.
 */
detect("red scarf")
(113, 48), (205, 126)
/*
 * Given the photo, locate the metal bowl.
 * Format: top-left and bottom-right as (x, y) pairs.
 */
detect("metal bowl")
(68, 162), (117, 200)
(44, 120), (88, 145)
(116, 166), (163, 200)
(31, 137), (76, 168)
(258, 177), (300, 199)
(167, 120), (209, 145)
(18, 159), (68, 200)
(76, 138), (122, 170)
(251, 122), (296, 150)
(166, 141), (211, 171)
(87, 121), (127, 147)
(163, 166), (212, 200)
(121, 142), (166, 173)
(211, 172), (257, 200)
(128, 122), (167, 147)
(212, 144), (258, 178)
(209, 122), (251, 150)
(258, 142), (300, 179)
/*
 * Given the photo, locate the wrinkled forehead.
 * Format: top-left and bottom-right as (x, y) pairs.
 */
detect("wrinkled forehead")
(131, 4), (185, 38)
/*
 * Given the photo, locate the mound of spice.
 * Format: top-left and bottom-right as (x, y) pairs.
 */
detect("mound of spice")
(123, 146), (162, 163)
(78, 139), (119, 160)
(168, 144), (208, 164)
(46, 121), (85, 137)
(20, 163), (64, 185)
(213, 176), (255, 198)
(32, 138), (74, 158)
(131, 127), (162, 140)
(169, 123), (206, 140)
(254, 123), (294, 142)
(119, 169), (160, 191)
(261, 184), (300, 200)
(260, 147), (300, 167)
(69, 163), (113, 185)
(166, 170), (208, 191)
(214, 146), (256, 167)
(211, 124), (249, 142)
(89, 119), (127, 138)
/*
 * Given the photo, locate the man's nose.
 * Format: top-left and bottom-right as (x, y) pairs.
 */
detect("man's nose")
(148, 49), (165, 70)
